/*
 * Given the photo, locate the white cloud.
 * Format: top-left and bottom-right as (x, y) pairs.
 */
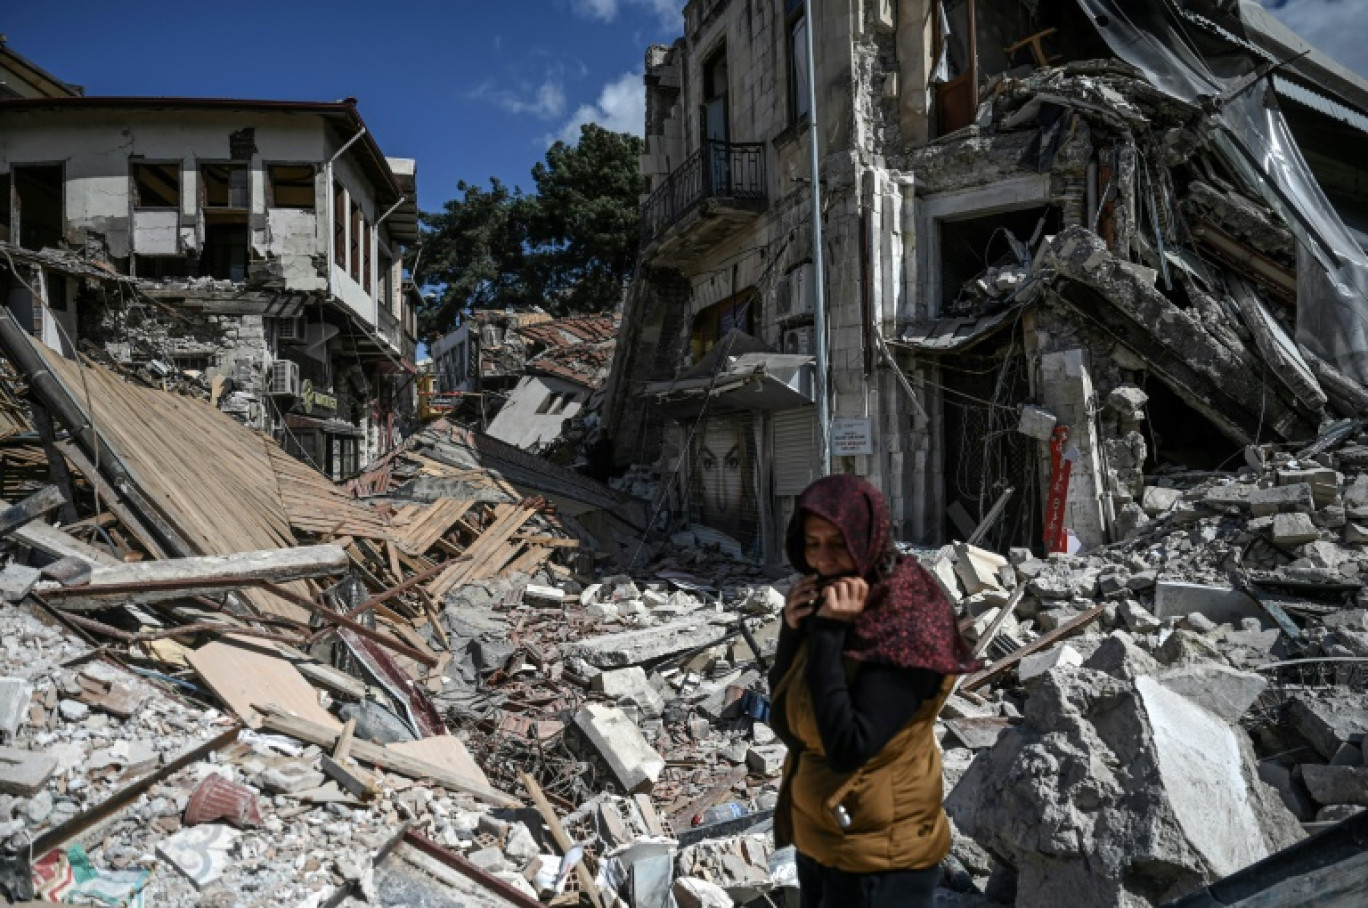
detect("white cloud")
(1261, 1), (1368, 79)
(471, 75), (568, 120)
(571, 0), (681, 29)
(552, 70), (646, 144)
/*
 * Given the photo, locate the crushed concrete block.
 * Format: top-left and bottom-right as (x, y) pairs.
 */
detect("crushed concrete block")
(504, 822), (540, 863)
(1153, 581), (1261, 625)
(1127, 570), (1158, 591)
(1345, 522), (1368, 544)
(566, 618), (723, 668)
(1083, 632), (1159, 681)
(673, 876), (735, 908)
(1204, 483), (1255, 510)
(1017, 405), (1057, 441)
(467, 846), (509, 873)
(574, 704), (665, 793)
(954, 544), (1007, 596)
(928, 551), (963, 603)
(1258, 762), (1317, 821)
(1289, 696), (1368, 761)
(258, 760), (325, 794)
(1277, 467), (1339, 508)
(1141, 487), (1183, 515)
(1156, 629), (1228, 666)
(746, 743), (787, 776)
(1017, 644), (1083, 682)
(0, 745), (57, 795)
(0, 563), (41, 602)
(1332, 744), (1363, 767)
(1183, 613), (1219, 634)
(947, 671), (1303, 908)
(1300, 764), (1368, 807)
(593, 666), (665, 719)
(0, 678), (33, 739)
(1119, 599), (1161, 632)
(1249, 483), (1314, 517)
(1345, 474), (1368, 509)
(1271, 512), (1319, 546)
(1158, 665), (1268, 723)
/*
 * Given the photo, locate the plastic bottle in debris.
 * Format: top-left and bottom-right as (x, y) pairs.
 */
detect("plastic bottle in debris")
(693, 802), (748, 827)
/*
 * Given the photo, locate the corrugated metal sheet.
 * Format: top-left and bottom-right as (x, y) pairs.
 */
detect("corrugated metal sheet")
(1272, 75), (1368, 136)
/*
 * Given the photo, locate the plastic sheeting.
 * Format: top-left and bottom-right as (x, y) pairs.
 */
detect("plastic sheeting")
(1073, 0), (1368, 385)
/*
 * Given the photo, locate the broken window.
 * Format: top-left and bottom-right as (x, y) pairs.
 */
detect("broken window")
(690, 289), (755, 362)
(200, 163), (248, 209)
(333, 184), (347, 272)
(135, 255), (193, 281)
(0, 173), (9, 243)
(537, 392), (561, 415)
(13, 164), (63, 252)
(938, 205), (1059, 314)
(787, 0), (810, 122)
(203, 221), (248, 282)
(349, 201), (362, 283)
(131, 162), (179, 209)
(267, 164), (316, 209)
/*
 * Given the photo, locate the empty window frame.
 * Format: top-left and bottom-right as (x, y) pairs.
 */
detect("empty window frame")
(267, 164), (316, 209)
(362, 221), (373, 294)
(131, 162), (180, 208)
(349, 200), (362, 282)
(333, 184), (347, 271)
(788, 0), (811, 122)
(201, 163), (249, 209)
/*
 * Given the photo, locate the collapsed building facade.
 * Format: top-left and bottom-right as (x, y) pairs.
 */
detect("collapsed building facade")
(604, 0), (1368, 563)
(0, 87), (421, 479)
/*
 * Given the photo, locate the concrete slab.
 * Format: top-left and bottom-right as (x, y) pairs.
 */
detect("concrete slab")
(1249, 483), (1314, 517)
(1271, 512), (1319, 546)
(1290, 696), (1368, 761)
(574, 704), (665, 793)
(0, 678), (33, 739)
(1158, 665), (1268, 723)
(1135, 676), (1267, 877)
(566, 618), (723, 668)
(593, 666), (665, 719)
(1017, 644), (1083, 682)
(1300, 764), (1368, 807)
(0, 563), (40, 602)
(1153, 581), (1262, 625)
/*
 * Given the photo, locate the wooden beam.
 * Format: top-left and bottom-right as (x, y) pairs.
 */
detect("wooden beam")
(0, 485), (65, 539)
(258, 705), (520, 808)
(960, 603), (1106, 691)
(520, 770), (605, 908)
(43, 545), (349, 609)
(54, 440), (169, 558)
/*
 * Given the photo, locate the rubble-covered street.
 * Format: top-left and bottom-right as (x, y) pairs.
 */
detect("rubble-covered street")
(4, 0), (1368, 905)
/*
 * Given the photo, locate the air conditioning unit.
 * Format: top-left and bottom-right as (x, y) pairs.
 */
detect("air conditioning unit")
(274, 316), (307, 344)
(268, 359), (301, 397)
(776, 264), (815, 320)
(784, 326), (816, 355)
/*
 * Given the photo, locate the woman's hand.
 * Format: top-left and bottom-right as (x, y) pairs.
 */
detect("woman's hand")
(816, 576), (869, 623)
(784, 575), (821, 629)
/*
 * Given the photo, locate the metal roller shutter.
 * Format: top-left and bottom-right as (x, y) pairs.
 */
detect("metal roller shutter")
(772, 407), (818, 496)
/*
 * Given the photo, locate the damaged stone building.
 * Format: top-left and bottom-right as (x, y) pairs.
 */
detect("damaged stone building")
(603, 0), (1368, 563)
(0, 82), (421, 479)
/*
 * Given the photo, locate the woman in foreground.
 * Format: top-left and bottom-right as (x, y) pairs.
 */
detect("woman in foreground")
(768, 474), (980, 908)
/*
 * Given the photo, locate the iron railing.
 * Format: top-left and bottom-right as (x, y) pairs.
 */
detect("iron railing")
(640, 140), (766, 247)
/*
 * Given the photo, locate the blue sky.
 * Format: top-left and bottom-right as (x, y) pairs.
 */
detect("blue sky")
(3, 0), (684, 212)
(3, 1), (1364, 219)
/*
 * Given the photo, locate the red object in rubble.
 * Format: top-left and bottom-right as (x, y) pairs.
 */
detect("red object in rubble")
(185, 773), (264, 829)
(1043, 426), (1072, 554)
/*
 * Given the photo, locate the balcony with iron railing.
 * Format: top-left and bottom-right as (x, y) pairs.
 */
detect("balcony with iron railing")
(640, 140), (767, 265)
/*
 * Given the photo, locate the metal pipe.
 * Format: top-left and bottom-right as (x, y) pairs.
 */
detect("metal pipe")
(804, 0), (830, 476)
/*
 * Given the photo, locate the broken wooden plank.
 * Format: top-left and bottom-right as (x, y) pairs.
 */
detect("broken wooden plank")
(187, 637), (343, 732)
(54, 440), (170, 559)
(256, 705), (521, 808)
(520, 770), (605, 908)
(0, 495), (120, 566)
(44, 545), (349, 609)
(960, 603), (1107, 691)
(388, 735), (491, 789)
(0, 485), (65, 540)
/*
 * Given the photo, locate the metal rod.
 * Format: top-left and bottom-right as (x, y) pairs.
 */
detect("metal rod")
(804, 0), (830, 476)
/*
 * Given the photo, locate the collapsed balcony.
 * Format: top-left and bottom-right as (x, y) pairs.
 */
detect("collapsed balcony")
(639, 140), (766, 267)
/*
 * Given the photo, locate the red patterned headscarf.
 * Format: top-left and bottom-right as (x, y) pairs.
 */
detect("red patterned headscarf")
(786, 475), (981, 675)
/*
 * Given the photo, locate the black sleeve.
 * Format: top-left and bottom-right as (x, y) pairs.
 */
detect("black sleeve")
(768, 617), (806, 693)
(805, 618), (944, 774)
